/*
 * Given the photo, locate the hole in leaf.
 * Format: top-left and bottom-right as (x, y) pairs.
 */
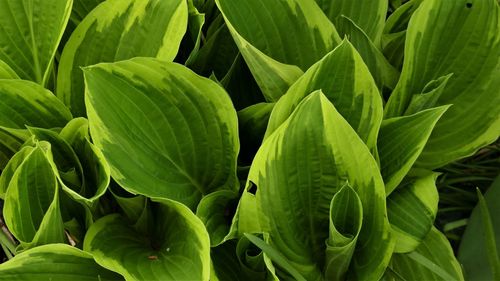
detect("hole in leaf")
(247, 181), (257, 195)
(466, 2), (472, 8)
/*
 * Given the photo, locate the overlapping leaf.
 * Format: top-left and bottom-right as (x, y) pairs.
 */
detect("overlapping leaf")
(84, 58), (239, 209)
(58, 0), (188, 116)
(248, 91), (393, 280)
(0, 0), (72, 85)
(385, 0), (500, 168)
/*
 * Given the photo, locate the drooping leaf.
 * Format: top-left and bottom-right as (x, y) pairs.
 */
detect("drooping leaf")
(389, 227), (464, 281)
(0, 80), (72, 129)
(57, 0), (189, 116)
(215, 0), (341, 101)
(249, 91), (393, 280)
(315, 0), (387, 45)
(378, 106), (449, 194)
(0, 0), (72, 85)
(387, 170), (439, 253)
(459, 176), (500, 281)
(2, 142), (66, 249)
(325, 184), (363, 281)
(266, 40), (383, 154)
(84, 199), (211, 281)
(0, 244), (123, 281)
(385, 0), (500, 168)
(84, 58), (239, 209)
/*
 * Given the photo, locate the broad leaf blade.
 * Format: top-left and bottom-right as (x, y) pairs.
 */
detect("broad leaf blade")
(266, 40), (383, 154)
(57, 0), (188, 116)
(249, 91), (393, 280)
(215, 0), (341, 101)
(389, 227), (464, 281)
(84, 199), (211, 281)
(378, 106), (449, 194)
(84, 58), (239, 209)
(388, 171), (439, 253)
(0, 0), (72, 84)
(0, 244), (123, 281)
(385, 0), (500, 168)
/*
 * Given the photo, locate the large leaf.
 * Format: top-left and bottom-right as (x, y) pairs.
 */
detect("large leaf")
(315, 0), (387, 45)
(266, 40), (383, 153)
(84, 58), (239, 209)
(388, 227), (464, 281)
(459, 176), (500, 281)
(57, 0), (188, 116)
(378, 106), (449, 194)
(0, 80), (72, 129)
(0, 0), (72, 85)
(387, 170), (439, 253)
(0, 60), (19, 79)
(2, 142), (66, 249)
(248, 91), (393, 280)
(0, 244), (123, 281)
(84, 199), (211, 281)
(385, 0), (500, 168)
(215, 0), (341, 101)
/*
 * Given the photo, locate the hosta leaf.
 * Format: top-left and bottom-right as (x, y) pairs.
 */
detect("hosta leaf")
(57, 0), (188, 116)
(0, 60), (19, 79)
(388, 227), (464, 281)
(249, 91), (392, 280)
(0, 80), (72, 129)
(0, 0), (72, 85)
(388, 171), (439, 253)
(83, 199), (211, 281)
(0, 244), (123, 281)
(196, 190), (239, 246)
(459, 176), (500, 281)
(0, 146), (34, 198)
(0, 128), (25, 170)
(336, 16), (400, 90)
(2, 142), (66, 249)
(325, 184), (363, 281)
(404, 74), (452, 116)
(315, 0), (387, 45)
(385, 0), (500, 168)
(378, 106), (449, 194)
(266, 40), (383, 153)
(215, 0), (341, 101)
(71, 0), (104, 24)
(84, 58), (239, 209)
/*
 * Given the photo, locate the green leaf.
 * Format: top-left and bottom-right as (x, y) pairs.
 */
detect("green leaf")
(0, 128), (25, 170)
(71, 0), (104, 24)
(0, 146), (34, 198)
(84, 58), (239, 209)
(387, 171), (439, 253)
(325, 184), (363, 281)
(215, 0), (341, 101)
(196, 190), (239, 246)
(315, 0), (387, 45)
(238, 102), (274, 165)
(378, 106), (449, 194)
(0, 60), (19, 79)
(266, 40), (383, 154)
(0, 80), (72, 129)
(389, 227), (464, 281)
(2, 142), (66, 249)
(404, 74), (452, 115)
(84, 199), (211, 281)
(0, 0), (72, 85)
(249, 91), (393, 280)
(459, 176), (500, 281)
(336, 16), (400, 90)
(385, 0), (500, 168)
(0, 244), (124, 281)
(57, 0), (188, 116)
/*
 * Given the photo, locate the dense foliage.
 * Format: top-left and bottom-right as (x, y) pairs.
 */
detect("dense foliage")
(0, 0), (499, 280)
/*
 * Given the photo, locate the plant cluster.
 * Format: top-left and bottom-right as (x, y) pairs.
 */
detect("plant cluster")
(0, 0), (499, 280)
